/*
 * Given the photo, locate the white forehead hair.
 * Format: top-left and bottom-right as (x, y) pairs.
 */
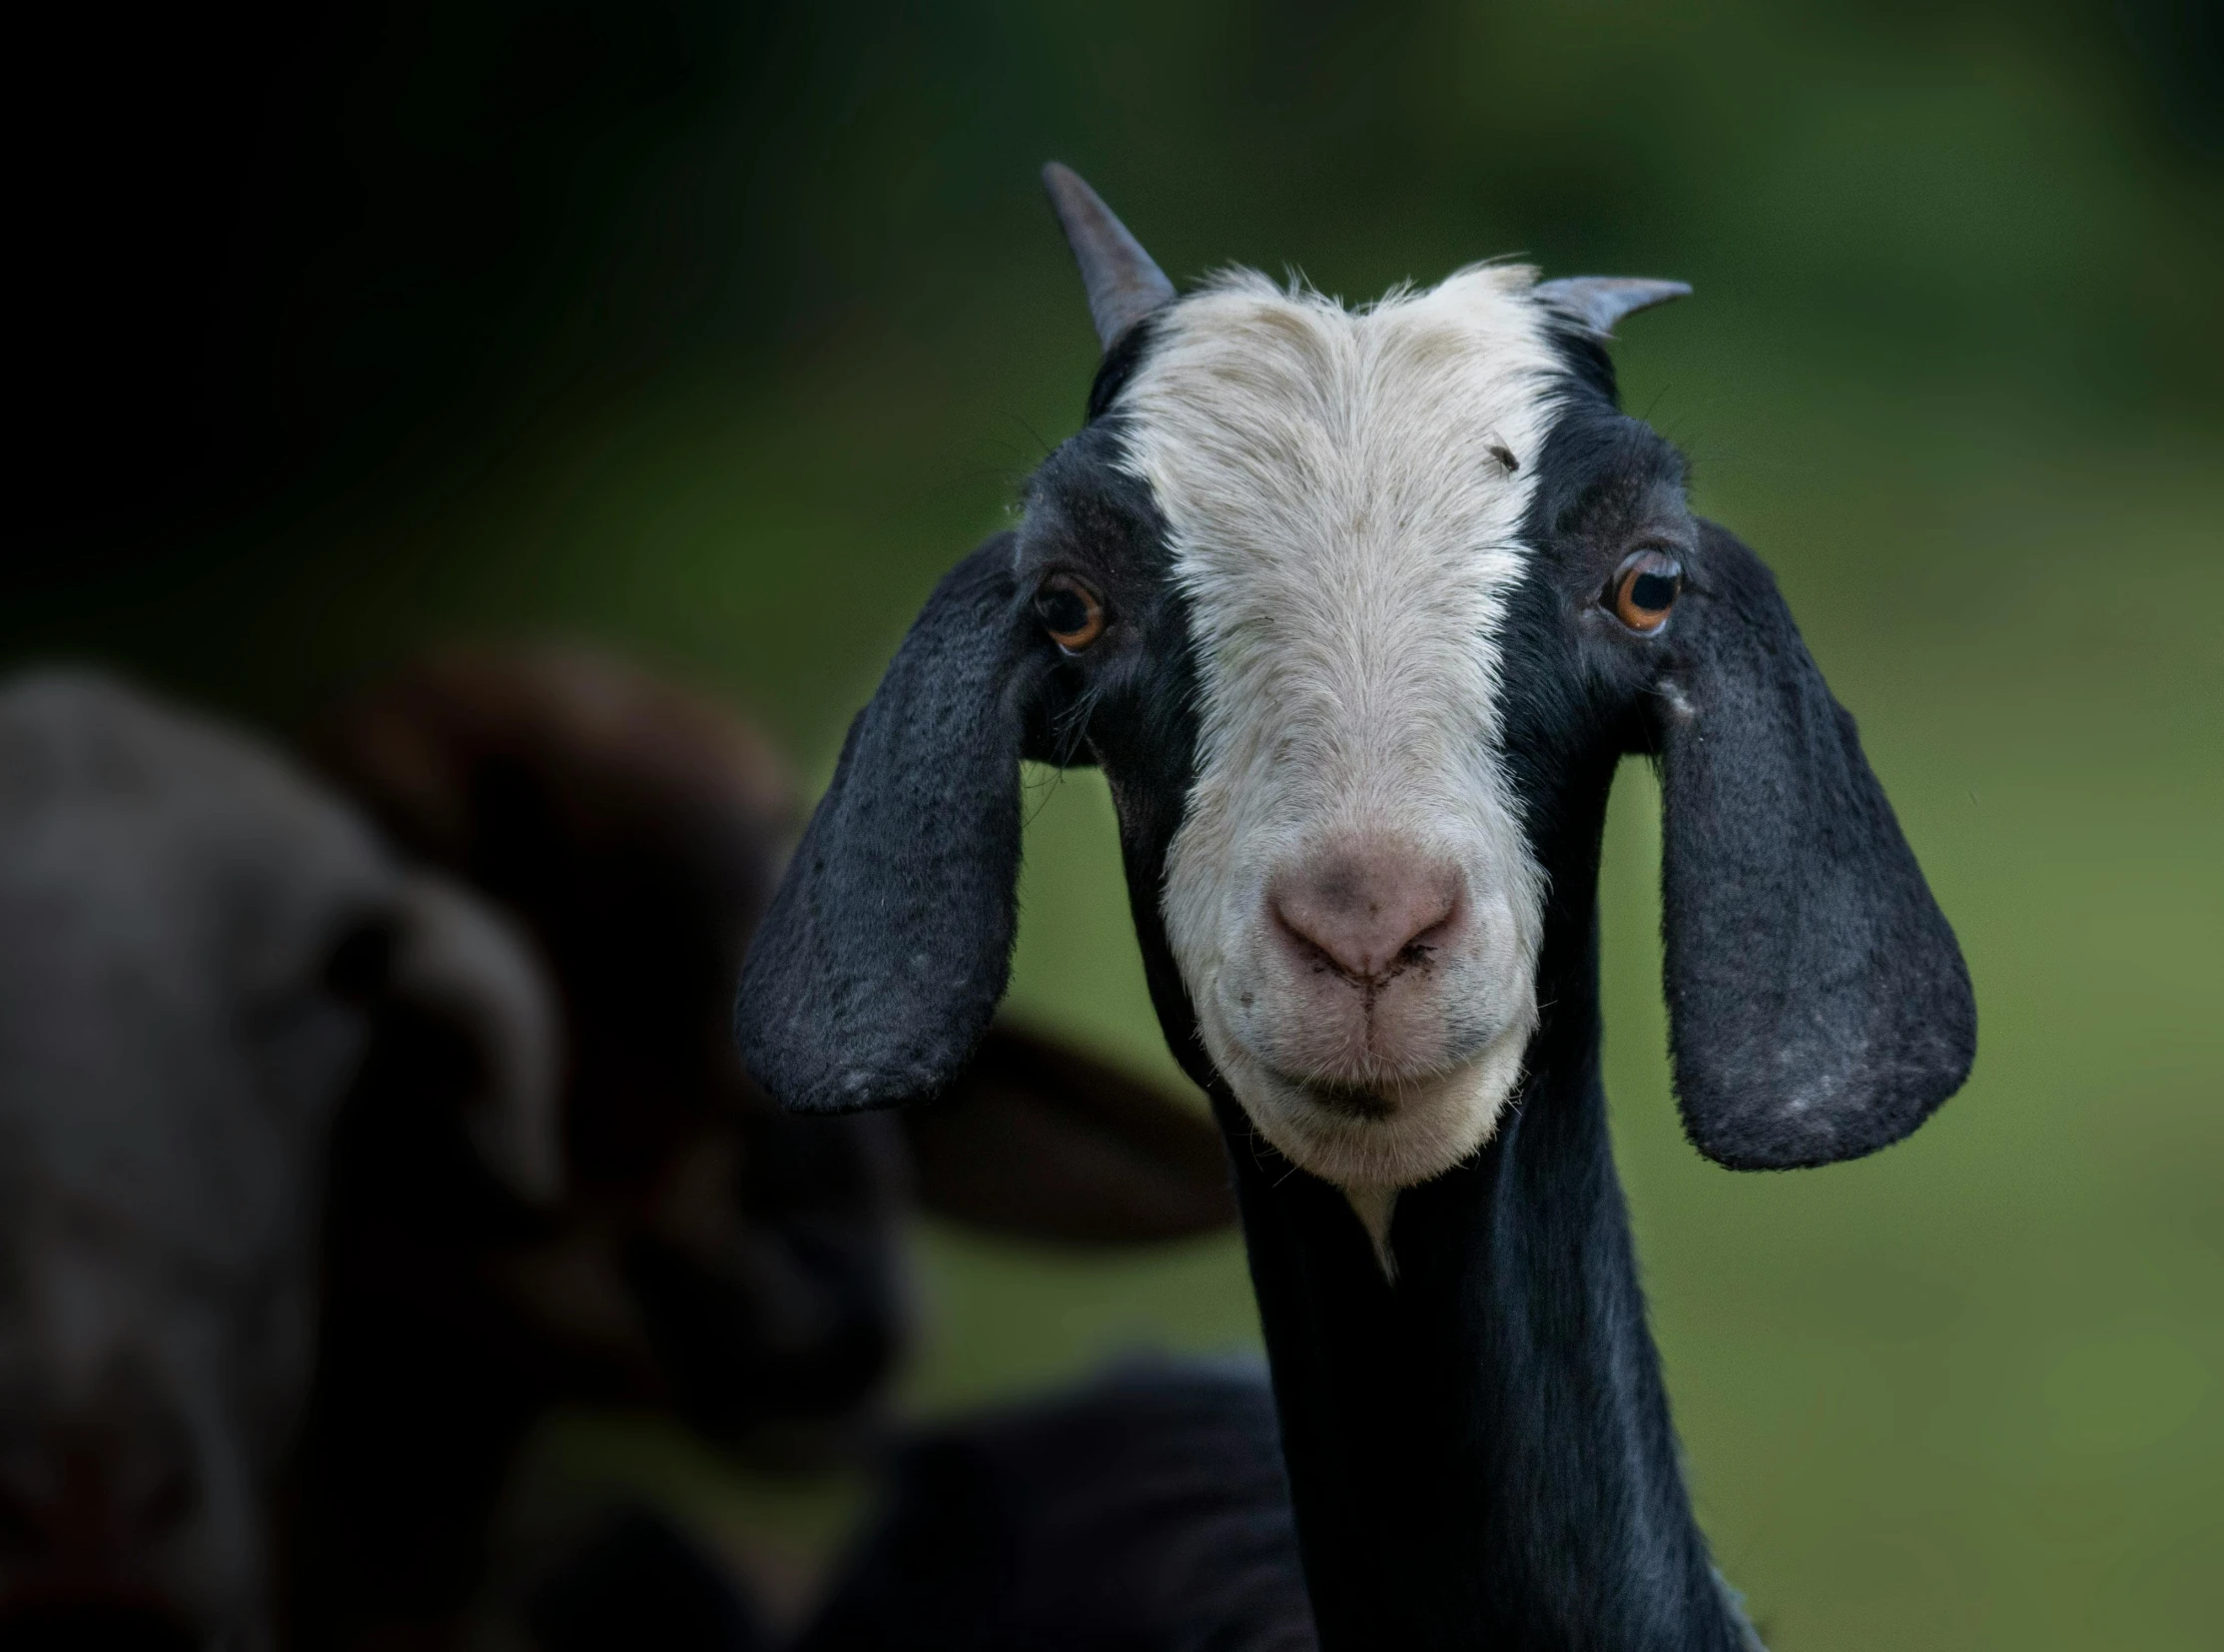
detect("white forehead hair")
(1115, 264), (1567, 1195)
(1118, 263), (1564, 800)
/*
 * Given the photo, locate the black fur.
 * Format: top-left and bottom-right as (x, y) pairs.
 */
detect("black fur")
(1652, 523), (1976, 1167)
(734, 275), (1969, 1649)
(1153, 396), (1762, 1649)
(1508, 393), (1975, 1168)
(800, 1363), (1312, 1652)
(1218, 980), (1756, 1649)
(734, 540), (1041, 1112)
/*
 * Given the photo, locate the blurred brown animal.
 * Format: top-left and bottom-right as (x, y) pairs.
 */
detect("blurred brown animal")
(295, 647), (1233, 1650)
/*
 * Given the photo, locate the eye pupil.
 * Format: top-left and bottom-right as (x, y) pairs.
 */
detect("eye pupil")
(1629, 571), (1677, 612)
(1042, 590), (1089, 635)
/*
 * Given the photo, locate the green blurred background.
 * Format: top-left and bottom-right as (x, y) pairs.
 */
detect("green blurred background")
(13, 1), (2221, 1645)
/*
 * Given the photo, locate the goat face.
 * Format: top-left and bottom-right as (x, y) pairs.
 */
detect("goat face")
(993, 267), (1696, 1197)
(1108, 271), (1575, 1191)
(738, 171), (1972, 1225)
(1031, 270), (1720, 1194)
(0, 672), (558, 1650)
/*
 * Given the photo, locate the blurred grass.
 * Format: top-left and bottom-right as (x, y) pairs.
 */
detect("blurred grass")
(12, 0), (2221, 1643)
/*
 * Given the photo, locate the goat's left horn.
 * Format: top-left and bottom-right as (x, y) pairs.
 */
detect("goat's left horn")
(1043, 163), (1176, 352)
(1533, 276), (1692, 338)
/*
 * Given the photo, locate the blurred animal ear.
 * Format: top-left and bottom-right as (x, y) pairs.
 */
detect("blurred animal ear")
(904, 1025), (1234, 1243)
(737, 541), (1034, 1114)
(357, 872), (565, 1202)
(1653, 522), (1975, 1170)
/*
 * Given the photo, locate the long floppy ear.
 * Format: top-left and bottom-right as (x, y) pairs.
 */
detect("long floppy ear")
(1655, 521), (1975, 1170)
(737, 540), (1032, 1114)
(904, 1024), (1235, 1243)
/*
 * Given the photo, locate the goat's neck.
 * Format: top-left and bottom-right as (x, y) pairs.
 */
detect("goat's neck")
(1211, 889), (1750, 1651)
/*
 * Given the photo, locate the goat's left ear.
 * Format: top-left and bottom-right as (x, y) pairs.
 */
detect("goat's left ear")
(1653, 521), (1975, 1169)
(737, 539), (1035, 1114)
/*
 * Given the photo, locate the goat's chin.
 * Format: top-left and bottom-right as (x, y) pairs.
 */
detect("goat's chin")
(1205, 1014), (1533, 1193)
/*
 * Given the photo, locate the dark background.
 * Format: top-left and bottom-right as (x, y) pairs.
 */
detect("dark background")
(10, 3), (2221, 1645)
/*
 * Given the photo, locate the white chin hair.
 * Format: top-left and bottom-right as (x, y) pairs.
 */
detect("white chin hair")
(1207, 1014), (1535, 1193)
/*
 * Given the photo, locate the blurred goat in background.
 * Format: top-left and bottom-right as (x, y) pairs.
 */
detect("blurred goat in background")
(0, 671), (559, 1652)
(0, 652), (1233, 1652)
(298, 647), (1236, 1648)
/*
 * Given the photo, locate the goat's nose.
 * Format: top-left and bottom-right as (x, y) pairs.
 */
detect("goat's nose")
(0, 1397), (197, 1568)
(1270, 849), (1464, 981)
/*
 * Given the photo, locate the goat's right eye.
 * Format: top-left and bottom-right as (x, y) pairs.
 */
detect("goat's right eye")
(1036, 575), (1107, 652)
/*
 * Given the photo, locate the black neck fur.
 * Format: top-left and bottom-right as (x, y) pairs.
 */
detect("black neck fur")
(1124, 749), (1750, 1651)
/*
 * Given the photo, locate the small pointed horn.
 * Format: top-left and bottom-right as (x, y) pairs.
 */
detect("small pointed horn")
(1533, 276), (1692, 338)
(1043, 163), (1176, 351)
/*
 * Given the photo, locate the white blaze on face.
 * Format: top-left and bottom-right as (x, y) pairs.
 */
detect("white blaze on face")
(1120, 266), (1563, 1209)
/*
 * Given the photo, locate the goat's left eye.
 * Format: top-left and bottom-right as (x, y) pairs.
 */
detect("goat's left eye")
(1036, 575), (1107, 652)
(1607, 550), (1682, 634)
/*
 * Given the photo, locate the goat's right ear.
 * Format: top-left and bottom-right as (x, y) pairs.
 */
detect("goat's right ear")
(737, 540), (1036, 1113)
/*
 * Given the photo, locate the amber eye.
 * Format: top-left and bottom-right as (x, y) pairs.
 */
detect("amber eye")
(1036, 574), (1107, 652)
(1607, 550), (1682, 634)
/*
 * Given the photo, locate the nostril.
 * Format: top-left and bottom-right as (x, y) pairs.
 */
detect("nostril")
(1402, 896), (1462, 957)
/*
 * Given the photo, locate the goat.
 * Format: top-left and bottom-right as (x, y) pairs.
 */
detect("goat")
(0, 669), (559, 1652)
(736, 166), (1977, 1649)
(298, 647), (1235, 1647)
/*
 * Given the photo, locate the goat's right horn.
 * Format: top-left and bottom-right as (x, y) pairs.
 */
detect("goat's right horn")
(1043, 163), (1175, 352)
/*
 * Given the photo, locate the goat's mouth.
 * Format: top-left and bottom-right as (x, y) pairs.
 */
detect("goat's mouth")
(1206, 1013), (1535, 1195)
(1301, 1082), (1399, 1122)
(1219, 924), (1529, 1097)
(1238, 1002), (1517, 1115)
